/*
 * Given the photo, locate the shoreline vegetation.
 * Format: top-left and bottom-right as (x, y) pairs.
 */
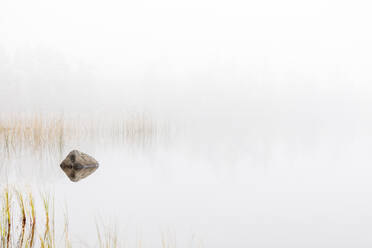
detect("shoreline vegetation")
(1, 187), (52, 248)
(0, 112), (169, 160)
(0, 113), (203, 248)
(0, 113), (198, 247)
(0, 186), (203, 248)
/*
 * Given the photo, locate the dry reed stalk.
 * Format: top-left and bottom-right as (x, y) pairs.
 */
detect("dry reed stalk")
(161, 229), (177, 248)
(16, 190), (26, 248)
(0, 112), (162, 162)
(5, 187), (11, 248)
(27, 192), (36, 248)
(39, 236), (45, 248)
(96, 220), (119, 248)
(136, 229), (142, 248)
(96, 222), (103, 248)
(0, 188), (58, 248)
(0, 186), (203, 248)
(40, 193), (55, 248)
(63, 210), (71, 248)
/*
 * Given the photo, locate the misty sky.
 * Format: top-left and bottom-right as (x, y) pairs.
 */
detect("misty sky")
(1, 0), (372, 117)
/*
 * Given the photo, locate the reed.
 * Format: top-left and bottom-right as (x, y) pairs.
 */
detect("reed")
(161, 229), (176, 248)
(41, 194), (55, 248)
(1, 187), (34, 248)
(3, 187), (12, 248)
(0, 187), (56, 248)
(27, 191), (36, 248)
(0, 112), (164, 161)
(16, 190), (26, 248)
(1, 187), (203, 248)
(62, 208), (71, 248)
(96, 221), (119, 248)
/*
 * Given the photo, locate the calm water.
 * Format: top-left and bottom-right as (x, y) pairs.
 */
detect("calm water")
(2, 111), (372, 248)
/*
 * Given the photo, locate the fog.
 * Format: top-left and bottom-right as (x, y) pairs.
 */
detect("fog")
(2, 0), (372, 247)
(1, 0), (372, 115)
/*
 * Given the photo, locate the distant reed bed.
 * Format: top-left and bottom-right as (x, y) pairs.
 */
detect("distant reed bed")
(0, 112), (168, 160)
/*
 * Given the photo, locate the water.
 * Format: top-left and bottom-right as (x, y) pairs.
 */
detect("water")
(2, 108), (372, 247)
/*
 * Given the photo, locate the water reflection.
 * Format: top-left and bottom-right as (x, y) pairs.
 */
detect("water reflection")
(60, 150), (99, 182)
(0, 112), (167, 183)
(2, 111), (372, 247)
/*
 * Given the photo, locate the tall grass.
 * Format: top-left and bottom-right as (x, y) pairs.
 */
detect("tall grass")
(0, 187), (58, 248)
(0, 187), (203, 248)
(0, 112), (166, 161)
(0, 114), (65, 159)
(41, 193), (55, 248)
(63, 210), (71, 248)
(96, 222), (119, 248)
(16, 190), (26, 247)
(1, 187), (37, 248)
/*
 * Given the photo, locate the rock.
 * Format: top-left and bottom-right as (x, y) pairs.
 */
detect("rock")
(60, 150), (99, 182)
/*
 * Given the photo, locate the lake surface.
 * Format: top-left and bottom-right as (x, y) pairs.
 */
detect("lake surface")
(2, 110), (372, 248)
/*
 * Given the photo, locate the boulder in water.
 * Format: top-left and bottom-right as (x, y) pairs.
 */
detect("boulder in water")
(60, 150), (99, 182)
